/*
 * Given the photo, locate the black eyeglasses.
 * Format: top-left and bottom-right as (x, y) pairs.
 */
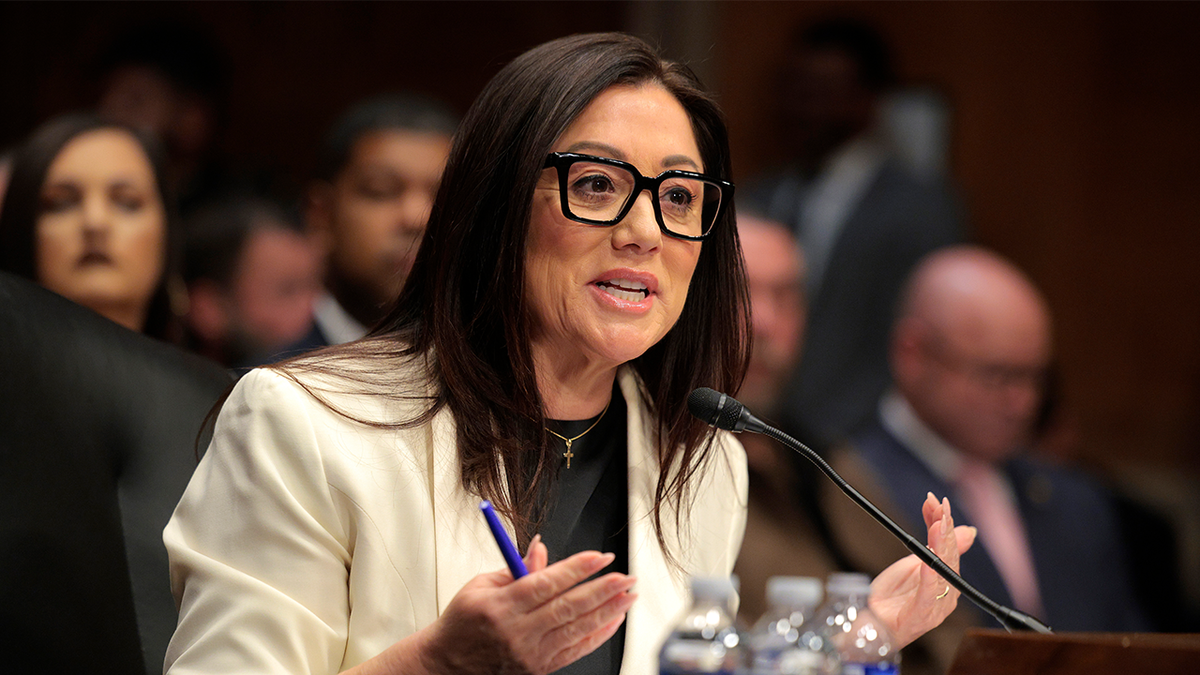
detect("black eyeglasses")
(542, 152), (733, 241)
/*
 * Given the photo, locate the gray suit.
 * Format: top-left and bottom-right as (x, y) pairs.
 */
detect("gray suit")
(743, 158), (963, 446)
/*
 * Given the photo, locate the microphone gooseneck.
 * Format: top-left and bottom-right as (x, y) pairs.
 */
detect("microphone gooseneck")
(688, 387), (1053, 634)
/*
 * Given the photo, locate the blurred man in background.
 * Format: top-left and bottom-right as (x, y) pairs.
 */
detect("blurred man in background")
(183, 197), (321, 369)
(743, 18), (963, 450)
(733, 212), (834, 623)
(281, 94), (456, 354)
(847, 246), (1148, 632)
(94, 21), (236, 216)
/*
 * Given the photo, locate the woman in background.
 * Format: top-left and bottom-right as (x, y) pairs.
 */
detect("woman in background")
(0, 113), (181, 340)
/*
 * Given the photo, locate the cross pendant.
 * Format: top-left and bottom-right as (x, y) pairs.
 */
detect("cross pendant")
(563, 439), (574, 469)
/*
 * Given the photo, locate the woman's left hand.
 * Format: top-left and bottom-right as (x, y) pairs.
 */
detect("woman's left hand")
(868, 492), (978, 648)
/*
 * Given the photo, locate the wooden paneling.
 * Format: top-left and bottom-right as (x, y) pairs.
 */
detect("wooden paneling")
(714, 2), (1200, 475)
(2, 1), (1197, 476)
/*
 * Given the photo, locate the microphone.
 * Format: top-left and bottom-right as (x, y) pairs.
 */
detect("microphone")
(687, 387), (768, 433)
(688, 387), (1053, 634)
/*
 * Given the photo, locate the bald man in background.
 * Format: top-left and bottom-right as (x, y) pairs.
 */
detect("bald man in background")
(845, 246), (1148, 633)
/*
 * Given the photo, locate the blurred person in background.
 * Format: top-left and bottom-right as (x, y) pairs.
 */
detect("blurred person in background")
(844, 246), (1149, 633)
(732, 214), (971, 675)
(743, 17), (963, 450)
(733, 212), (836, 623)
(183, 196), (321, 369)
(94, 21), (236, 217)
(279, 93), (457, 356)
(0, 113), (183, 342)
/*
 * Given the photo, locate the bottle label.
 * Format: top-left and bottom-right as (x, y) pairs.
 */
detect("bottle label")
(659, 640), (736, 674)
(752, 649), (827, 675)
(842, 664), (899, 675)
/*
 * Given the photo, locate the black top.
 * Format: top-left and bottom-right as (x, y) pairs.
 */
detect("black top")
(540, 390), (628, 675)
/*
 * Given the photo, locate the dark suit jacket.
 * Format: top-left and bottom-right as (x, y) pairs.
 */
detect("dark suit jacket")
(743, 159), (963, 447)
(0, 272), (232, 674)
(735, 430), (976, 675)
(850, 419), (1150, 633)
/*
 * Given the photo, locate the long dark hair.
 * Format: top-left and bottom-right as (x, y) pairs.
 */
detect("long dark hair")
(0, 113), (183, 341)
(280, 33), (750, 559)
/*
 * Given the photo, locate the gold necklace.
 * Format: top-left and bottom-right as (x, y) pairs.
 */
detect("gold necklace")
(545, 399), (611, 469)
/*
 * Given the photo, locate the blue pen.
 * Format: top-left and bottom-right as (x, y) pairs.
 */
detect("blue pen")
(480, 500), (528, 579)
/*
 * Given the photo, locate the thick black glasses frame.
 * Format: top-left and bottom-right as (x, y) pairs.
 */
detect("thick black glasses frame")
(543, 152), (734, 242)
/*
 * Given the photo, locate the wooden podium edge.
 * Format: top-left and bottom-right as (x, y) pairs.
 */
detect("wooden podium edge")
(948, 628), (1200, 675)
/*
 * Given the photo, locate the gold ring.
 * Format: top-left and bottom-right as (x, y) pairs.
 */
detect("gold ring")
(935, 586), (951, 600)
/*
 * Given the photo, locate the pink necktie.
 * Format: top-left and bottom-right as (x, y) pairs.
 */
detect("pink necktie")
(955, 459), (1044, 617)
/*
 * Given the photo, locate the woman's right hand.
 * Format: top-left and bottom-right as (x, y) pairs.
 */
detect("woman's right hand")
(412, 536), (637, 675)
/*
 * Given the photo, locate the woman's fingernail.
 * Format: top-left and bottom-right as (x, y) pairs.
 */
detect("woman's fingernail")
(523, 535), (539, 560)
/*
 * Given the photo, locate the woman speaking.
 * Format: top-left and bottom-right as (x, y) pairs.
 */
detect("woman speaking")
(164, 33), (971, 675)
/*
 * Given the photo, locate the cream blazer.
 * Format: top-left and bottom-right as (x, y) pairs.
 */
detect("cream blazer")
(164, 361), (748, 675)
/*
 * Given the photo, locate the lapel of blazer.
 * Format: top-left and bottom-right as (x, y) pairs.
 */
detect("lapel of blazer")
(618, 366), (682, 675)
(428, 404), (508, 613)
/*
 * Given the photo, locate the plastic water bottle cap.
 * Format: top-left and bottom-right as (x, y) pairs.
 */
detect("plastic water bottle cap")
(765, 576), (822, 608)
(825, 572), (872, 597)
(690, 576), (736, 602)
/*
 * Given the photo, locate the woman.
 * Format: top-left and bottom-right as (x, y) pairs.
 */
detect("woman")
(165, 34), (972, 675)
(0, 114), (181, 340)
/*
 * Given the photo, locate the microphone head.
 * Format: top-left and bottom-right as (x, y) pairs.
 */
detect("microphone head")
(688, 387), (746, 432)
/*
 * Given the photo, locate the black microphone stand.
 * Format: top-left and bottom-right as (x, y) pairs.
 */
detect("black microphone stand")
(754, 418), (1053, 634)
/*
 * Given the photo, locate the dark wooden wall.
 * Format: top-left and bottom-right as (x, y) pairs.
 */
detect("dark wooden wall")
(2, 1), (1198, 478)
(0, 1), (627, 190)
(717, 1), (1200, 477)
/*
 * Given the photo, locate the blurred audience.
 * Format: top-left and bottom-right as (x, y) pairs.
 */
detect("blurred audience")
(183, 196), (321, 369)
(846, 245), (1149, 632)
(737, 213), (808, 419)
(733, 212), (834, 623)
(93, 21), (236, 216)
(732, 214), (966, 675)
(743, 17), (963, 449)
(275, 93), (456, 356)
(0, 113), (183, 342)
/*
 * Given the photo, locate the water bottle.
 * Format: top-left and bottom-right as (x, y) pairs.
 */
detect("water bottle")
(659, 576), (743, 674)
(805, 572), (900, 675)
(744, 576), (838, 675)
